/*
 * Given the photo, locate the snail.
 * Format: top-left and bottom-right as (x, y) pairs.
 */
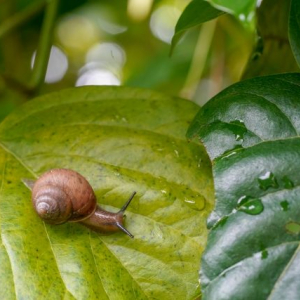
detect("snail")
(22, 168), (136, 238)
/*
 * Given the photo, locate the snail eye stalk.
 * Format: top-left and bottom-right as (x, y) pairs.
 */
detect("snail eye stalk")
(119, 191), (136, 213)
(116, 191), (136, 238)
(116, 222), (134, 238)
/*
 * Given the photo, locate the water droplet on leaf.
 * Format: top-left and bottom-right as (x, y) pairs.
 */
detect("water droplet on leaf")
(239, 198), (264, 215)
(212, 216), (229, 230)
(184, 195), (206, 211)
(285, 222), (300, 234)
(229, 120), (247, 142)
(258, 171), (278, 190)
(230, 120), (245, 126)
(261, 249), (268, 259)
(280, 200), (289, 211)
(197, 159), (202, 168)
(282, 176), (294, 189)
(237, 195), (252, 207)
(220, 145), (243, 160)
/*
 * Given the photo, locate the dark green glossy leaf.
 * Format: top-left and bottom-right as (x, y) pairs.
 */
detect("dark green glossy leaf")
(170, 0), (224, 54)
(187, 73), (300, 299)
(0, 86), (214, 299)
(289, 0), (300, 68)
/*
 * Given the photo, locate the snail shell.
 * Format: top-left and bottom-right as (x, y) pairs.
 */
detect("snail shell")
(31, 169), (97, 224)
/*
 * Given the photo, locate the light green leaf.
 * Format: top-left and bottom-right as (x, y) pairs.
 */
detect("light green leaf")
(187, 73), (300, 299)
(208, 0), (256, 24)
(0, 86), (214, 299)
(170, 0), (224, 54)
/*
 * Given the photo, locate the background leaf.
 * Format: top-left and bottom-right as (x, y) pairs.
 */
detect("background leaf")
(243, 0), (299, 79)
(187, 73), (300, 299)
(0, 86), (214, 299)
(207, 0), (256, 26)
(170, 0), (224, 54)
(289, 0), (300, 68)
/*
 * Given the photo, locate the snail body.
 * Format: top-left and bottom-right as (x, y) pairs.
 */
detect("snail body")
(23, 169), (135, 238)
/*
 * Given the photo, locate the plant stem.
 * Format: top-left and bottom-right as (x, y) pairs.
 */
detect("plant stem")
(180, 20), (217, 100)
(0, 0), (58, 95)
(29, 0), (58, 91)
(0, 1), (46, 38)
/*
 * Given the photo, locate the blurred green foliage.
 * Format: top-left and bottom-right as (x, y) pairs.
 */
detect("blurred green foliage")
(0, 0), (254, 121)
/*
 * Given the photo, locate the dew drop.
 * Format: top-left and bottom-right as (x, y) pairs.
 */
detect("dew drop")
(184, 195), (206, 211)
(239, 198), (264, 215)
(282, 176), (294, 189)
(280, 200), (289, 211)
(212, 216), (229, 230)
(229, 120), (247, 142)
(197, 159), (202, 168)
(237, 195), (252, 207)
(184, 198), (195, 205)
(261, 249), (268, 259)
(220, 145), (243, 160)
(285, 222), (300, 234)
(239, 13), (246, 21)
(230, 120), (245, 126)
(235, 135), (243, 142)
(258, 171), (278, 191)
(222, 151), (237, 159)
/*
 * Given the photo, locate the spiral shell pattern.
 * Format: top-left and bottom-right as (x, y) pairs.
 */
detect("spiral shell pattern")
(32, 169), (97, 224)
(33, 185), (72, 224)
